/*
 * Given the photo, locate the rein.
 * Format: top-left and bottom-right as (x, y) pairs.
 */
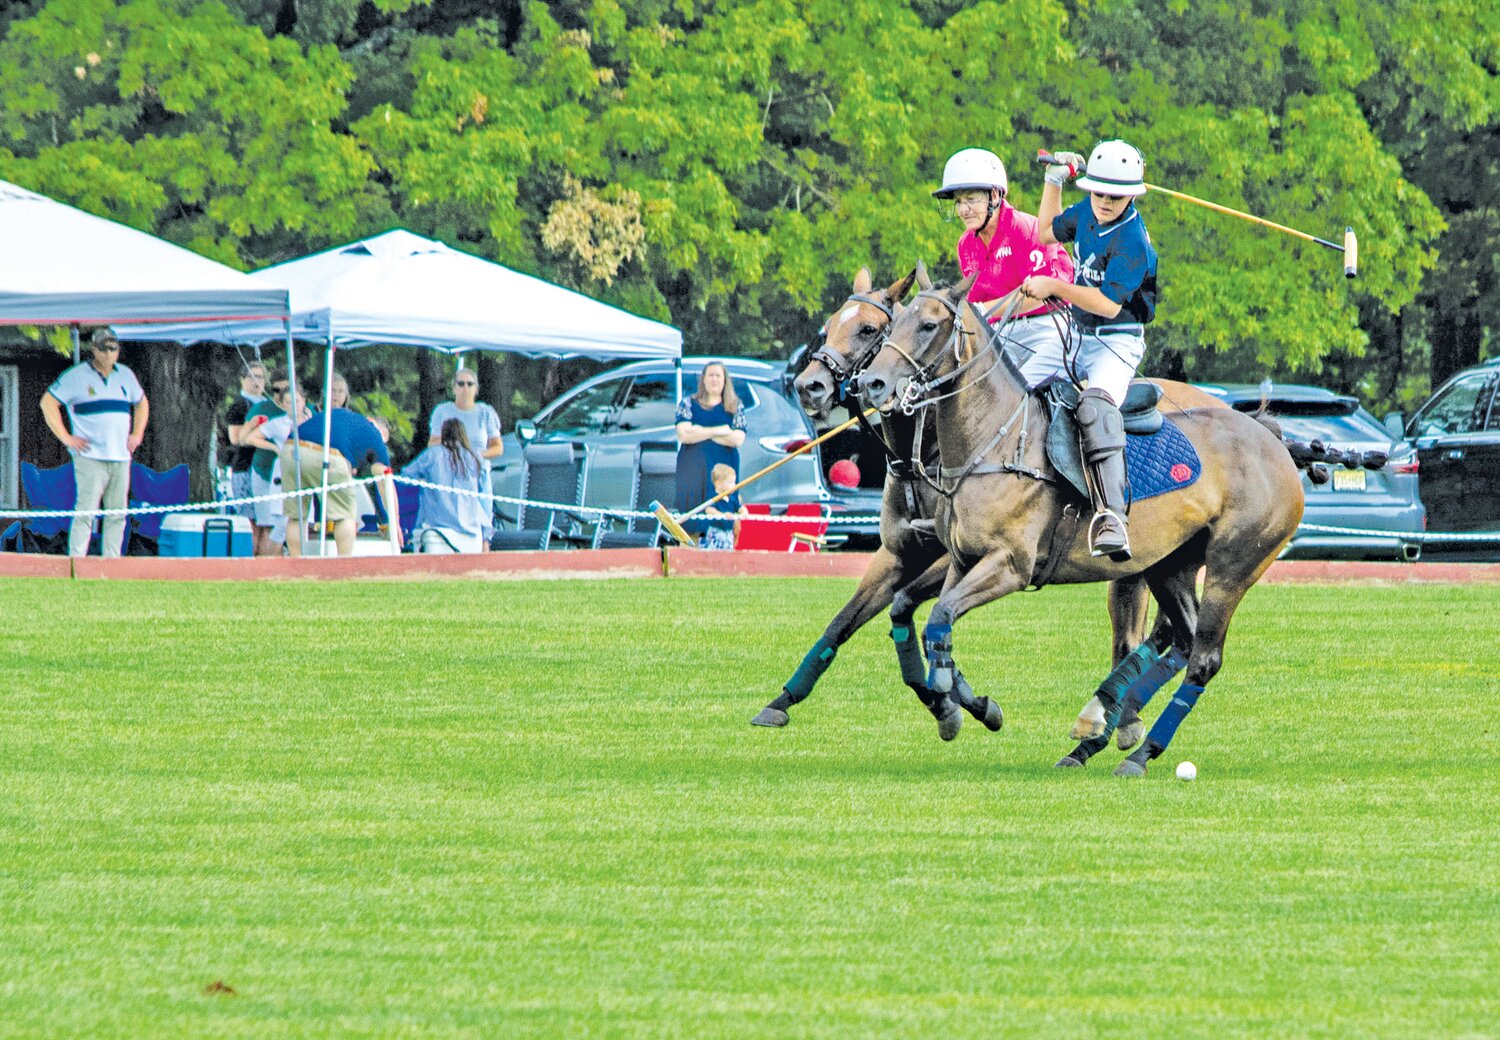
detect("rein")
(886, 291), (1047, 500)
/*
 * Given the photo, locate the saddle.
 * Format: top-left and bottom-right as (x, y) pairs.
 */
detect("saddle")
(1043, 380), (1201, 505)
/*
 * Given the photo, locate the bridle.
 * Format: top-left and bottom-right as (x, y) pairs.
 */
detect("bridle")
(808, 293), (895, 385)
(889, 291), (1019, 417)
(876, 290), (1044, 498)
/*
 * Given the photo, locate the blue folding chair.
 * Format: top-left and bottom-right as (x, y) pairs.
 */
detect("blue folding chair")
(0, 462), (77, 553)
(129, 462), (191, 551)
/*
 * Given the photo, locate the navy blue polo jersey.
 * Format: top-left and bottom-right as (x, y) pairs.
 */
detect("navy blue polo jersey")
(1052, 199), (1158, 330)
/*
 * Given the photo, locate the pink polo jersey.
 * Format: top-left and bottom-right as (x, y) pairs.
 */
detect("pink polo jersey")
(956, 203), (1075, 319)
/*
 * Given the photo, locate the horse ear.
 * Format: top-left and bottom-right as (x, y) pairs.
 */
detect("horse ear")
(852, 266), (873, 293)
(886, 268), (916, 304)
(915, 259), (933, 291)
(949, 270), (979, 303)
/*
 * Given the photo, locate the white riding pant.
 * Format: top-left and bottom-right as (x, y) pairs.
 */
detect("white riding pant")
(998, 314), (1071, 389)
(1070, 324), (1146, 406)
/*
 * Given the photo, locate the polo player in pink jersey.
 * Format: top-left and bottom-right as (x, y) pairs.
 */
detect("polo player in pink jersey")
(932, 148), (1075, 388)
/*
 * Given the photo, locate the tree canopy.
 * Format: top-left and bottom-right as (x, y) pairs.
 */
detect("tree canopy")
(2, 0), (1494, 431)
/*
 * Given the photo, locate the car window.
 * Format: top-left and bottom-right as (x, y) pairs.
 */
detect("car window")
(1413, 373), (1494, 437)
(542, 378), (627, 437)
(1272, 412), (1387, 444)
(616, 375), (681, 432)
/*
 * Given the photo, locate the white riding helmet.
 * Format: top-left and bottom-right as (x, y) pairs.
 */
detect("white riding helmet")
(1075, 139), (1147, 197)
(932, 148), (1008, 199)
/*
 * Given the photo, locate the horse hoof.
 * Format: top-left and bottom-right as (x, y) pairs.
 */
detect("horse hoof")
(1113, 759), (1147, 778)
(1116, 720), (1144, 751)
(1070, 697), (1108, 740)
(931, 698), (962, 742)
(1054, 755), (1086, 768)
(750, 707), (789, 728)
(972, 696), (1004, 732)
(927, 666), (954, 694)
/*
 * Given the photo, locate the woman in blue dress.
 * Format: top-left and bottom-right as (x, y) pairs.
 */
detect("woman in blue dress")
(674, 361), (747, 537)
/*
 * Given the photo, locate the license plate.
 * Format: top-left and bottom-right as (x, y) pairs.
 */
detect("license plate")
(1332, 468), (1367, 491)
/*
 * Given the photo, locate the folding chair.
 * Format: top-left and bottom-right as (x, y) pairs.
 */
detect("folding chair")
(734, 502), (828, 552)
(490, 441), (586, 551)
(593, 441), (677, 549)
(783, 501), (829, 553)
(0, 461), (75, 553)
(128, 462), (191, 552)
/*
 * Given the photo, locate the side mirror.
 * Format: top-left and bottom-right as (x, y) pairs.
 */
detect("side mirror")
(1382, 412), (1406, 441)
(515, 418), (538, 443)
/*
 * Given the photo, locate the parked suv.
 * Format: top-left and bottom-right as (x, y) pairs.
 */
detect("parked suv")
(1195, 383), (1425, 561)
(490, 356), (883, 546)
(1389, 356), (1500, 553)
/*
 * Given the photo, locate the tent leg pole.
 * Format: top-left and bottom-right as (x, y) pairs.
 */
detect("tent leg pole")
(319, 336), (335, 557)
(285, 321), (303, 558)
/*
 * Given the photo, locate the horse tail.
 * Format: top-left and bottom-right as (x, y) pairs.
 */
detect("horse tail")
(1249, 405), (1389, 484)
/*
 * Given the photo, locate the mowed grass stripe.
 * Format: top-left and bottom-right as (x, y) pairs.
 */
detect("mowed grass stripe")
(1, 577), (1496, 1039)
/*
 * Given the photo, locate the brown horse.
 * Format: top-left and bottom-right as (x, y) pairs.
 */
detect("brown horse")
(761, 266), (1230, 761)
(852, 272), (1303, 775)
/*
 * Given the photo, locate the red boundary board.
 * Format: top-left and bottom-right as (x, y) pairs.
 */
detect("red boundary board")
(3, 550), (1498, 583)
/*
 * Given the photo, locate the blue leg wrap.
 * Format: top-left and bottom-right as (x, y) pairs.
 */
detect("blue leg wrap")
(1143, 683), (1203, 751)
(890, 624), (926, 687)
(783, 635), (838, 703)
(1121, 647), (1188, 712)
(923, 622), (952, 649)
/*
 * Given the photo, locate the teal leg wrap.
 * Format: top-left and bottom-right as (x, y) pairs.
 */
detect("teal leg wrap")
(890, 624), (926, 687)
(1075, 642), (1160, 761)
(782, 635), (838, 705)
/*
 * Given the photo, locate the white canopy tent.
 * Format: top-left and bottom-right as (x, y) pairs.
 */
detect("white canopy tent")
(127, 228), (682, 359)
(0, 180), (289, 327)
(0, 178), (292, 515)
(126, 228), (683, 553)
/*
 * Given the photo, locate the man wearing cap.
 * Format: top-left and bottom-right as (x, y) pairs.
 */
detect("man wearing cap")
(1024, 139), (1159, 560)
(39, 329), (150, 557)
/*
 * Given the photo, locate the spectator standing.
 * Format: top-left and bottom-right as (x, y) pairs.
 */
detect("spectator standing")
(404, 418), (493, 553)
(673, 361), (745, 537)
(222, 360), (266, 520)
(429, 367), (504, 459)
(241, 371), (293, 555)
(39, 329), (149, 558)
(282, 407), (398, 557)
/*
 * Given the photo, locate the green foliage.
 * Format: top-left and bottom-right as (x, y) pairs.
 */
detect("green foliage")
(1, 0), (1492, 423)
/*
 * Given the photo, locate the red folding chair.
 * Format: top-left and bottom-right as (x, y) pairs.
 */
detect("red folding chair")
(733, 503), (827, 552)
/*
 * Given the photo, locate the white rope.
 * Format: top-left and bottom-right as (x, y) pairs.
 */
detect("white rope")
(1, 474), (886, 526)
(1296, 523), (1500, 545)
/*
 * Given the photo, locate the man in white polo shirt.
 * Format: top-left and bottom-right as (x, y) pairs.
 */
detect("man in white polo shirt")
(40, 329), (150, 557)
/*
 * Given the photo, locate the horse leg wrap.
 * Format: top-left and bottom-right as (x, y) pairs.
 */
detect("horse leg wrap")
(955, 671), (1003, 731)
(1120, 647), (1188, 715)
(923, 623), (954, 693)
(1095, 642), (1160, 713)
(775, 636), (839, 709)
(890, 624), (927, 688)
(1143, 682), (1204, 753)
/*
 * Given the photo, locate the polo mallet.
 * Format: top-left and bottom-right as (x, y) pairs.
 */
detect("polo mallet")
(650, 407), (876, 546)
(1037, 150), (1357, 278)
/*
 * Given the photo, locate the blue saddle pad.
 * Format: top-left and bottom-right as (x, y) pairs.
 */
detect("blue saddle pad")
(1046, 412), (1202, 504)
(1124, 416), (1202, 501)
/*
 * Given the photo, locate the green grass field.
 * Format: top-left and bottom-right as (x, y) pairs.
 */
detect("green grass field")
(2, 576), (1497, 1039)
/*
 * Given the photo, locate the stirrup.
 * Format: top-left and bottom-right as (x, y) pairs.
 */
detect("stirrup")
(1088, 510), (1131, 561)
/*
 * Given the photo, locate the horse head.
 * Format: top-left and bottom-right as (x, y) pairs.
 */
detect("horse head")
(853, 270), (978, 412)
(795, 266), (915, 420)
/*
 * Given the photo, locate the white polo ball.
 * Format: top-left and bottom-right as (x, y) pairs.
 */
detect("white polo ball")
(1175, 760), (1197, 782)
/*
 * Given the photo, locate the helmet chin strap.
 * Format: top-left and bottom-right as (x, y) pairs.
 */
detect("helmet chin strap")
(980, 188), (1004, 235)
